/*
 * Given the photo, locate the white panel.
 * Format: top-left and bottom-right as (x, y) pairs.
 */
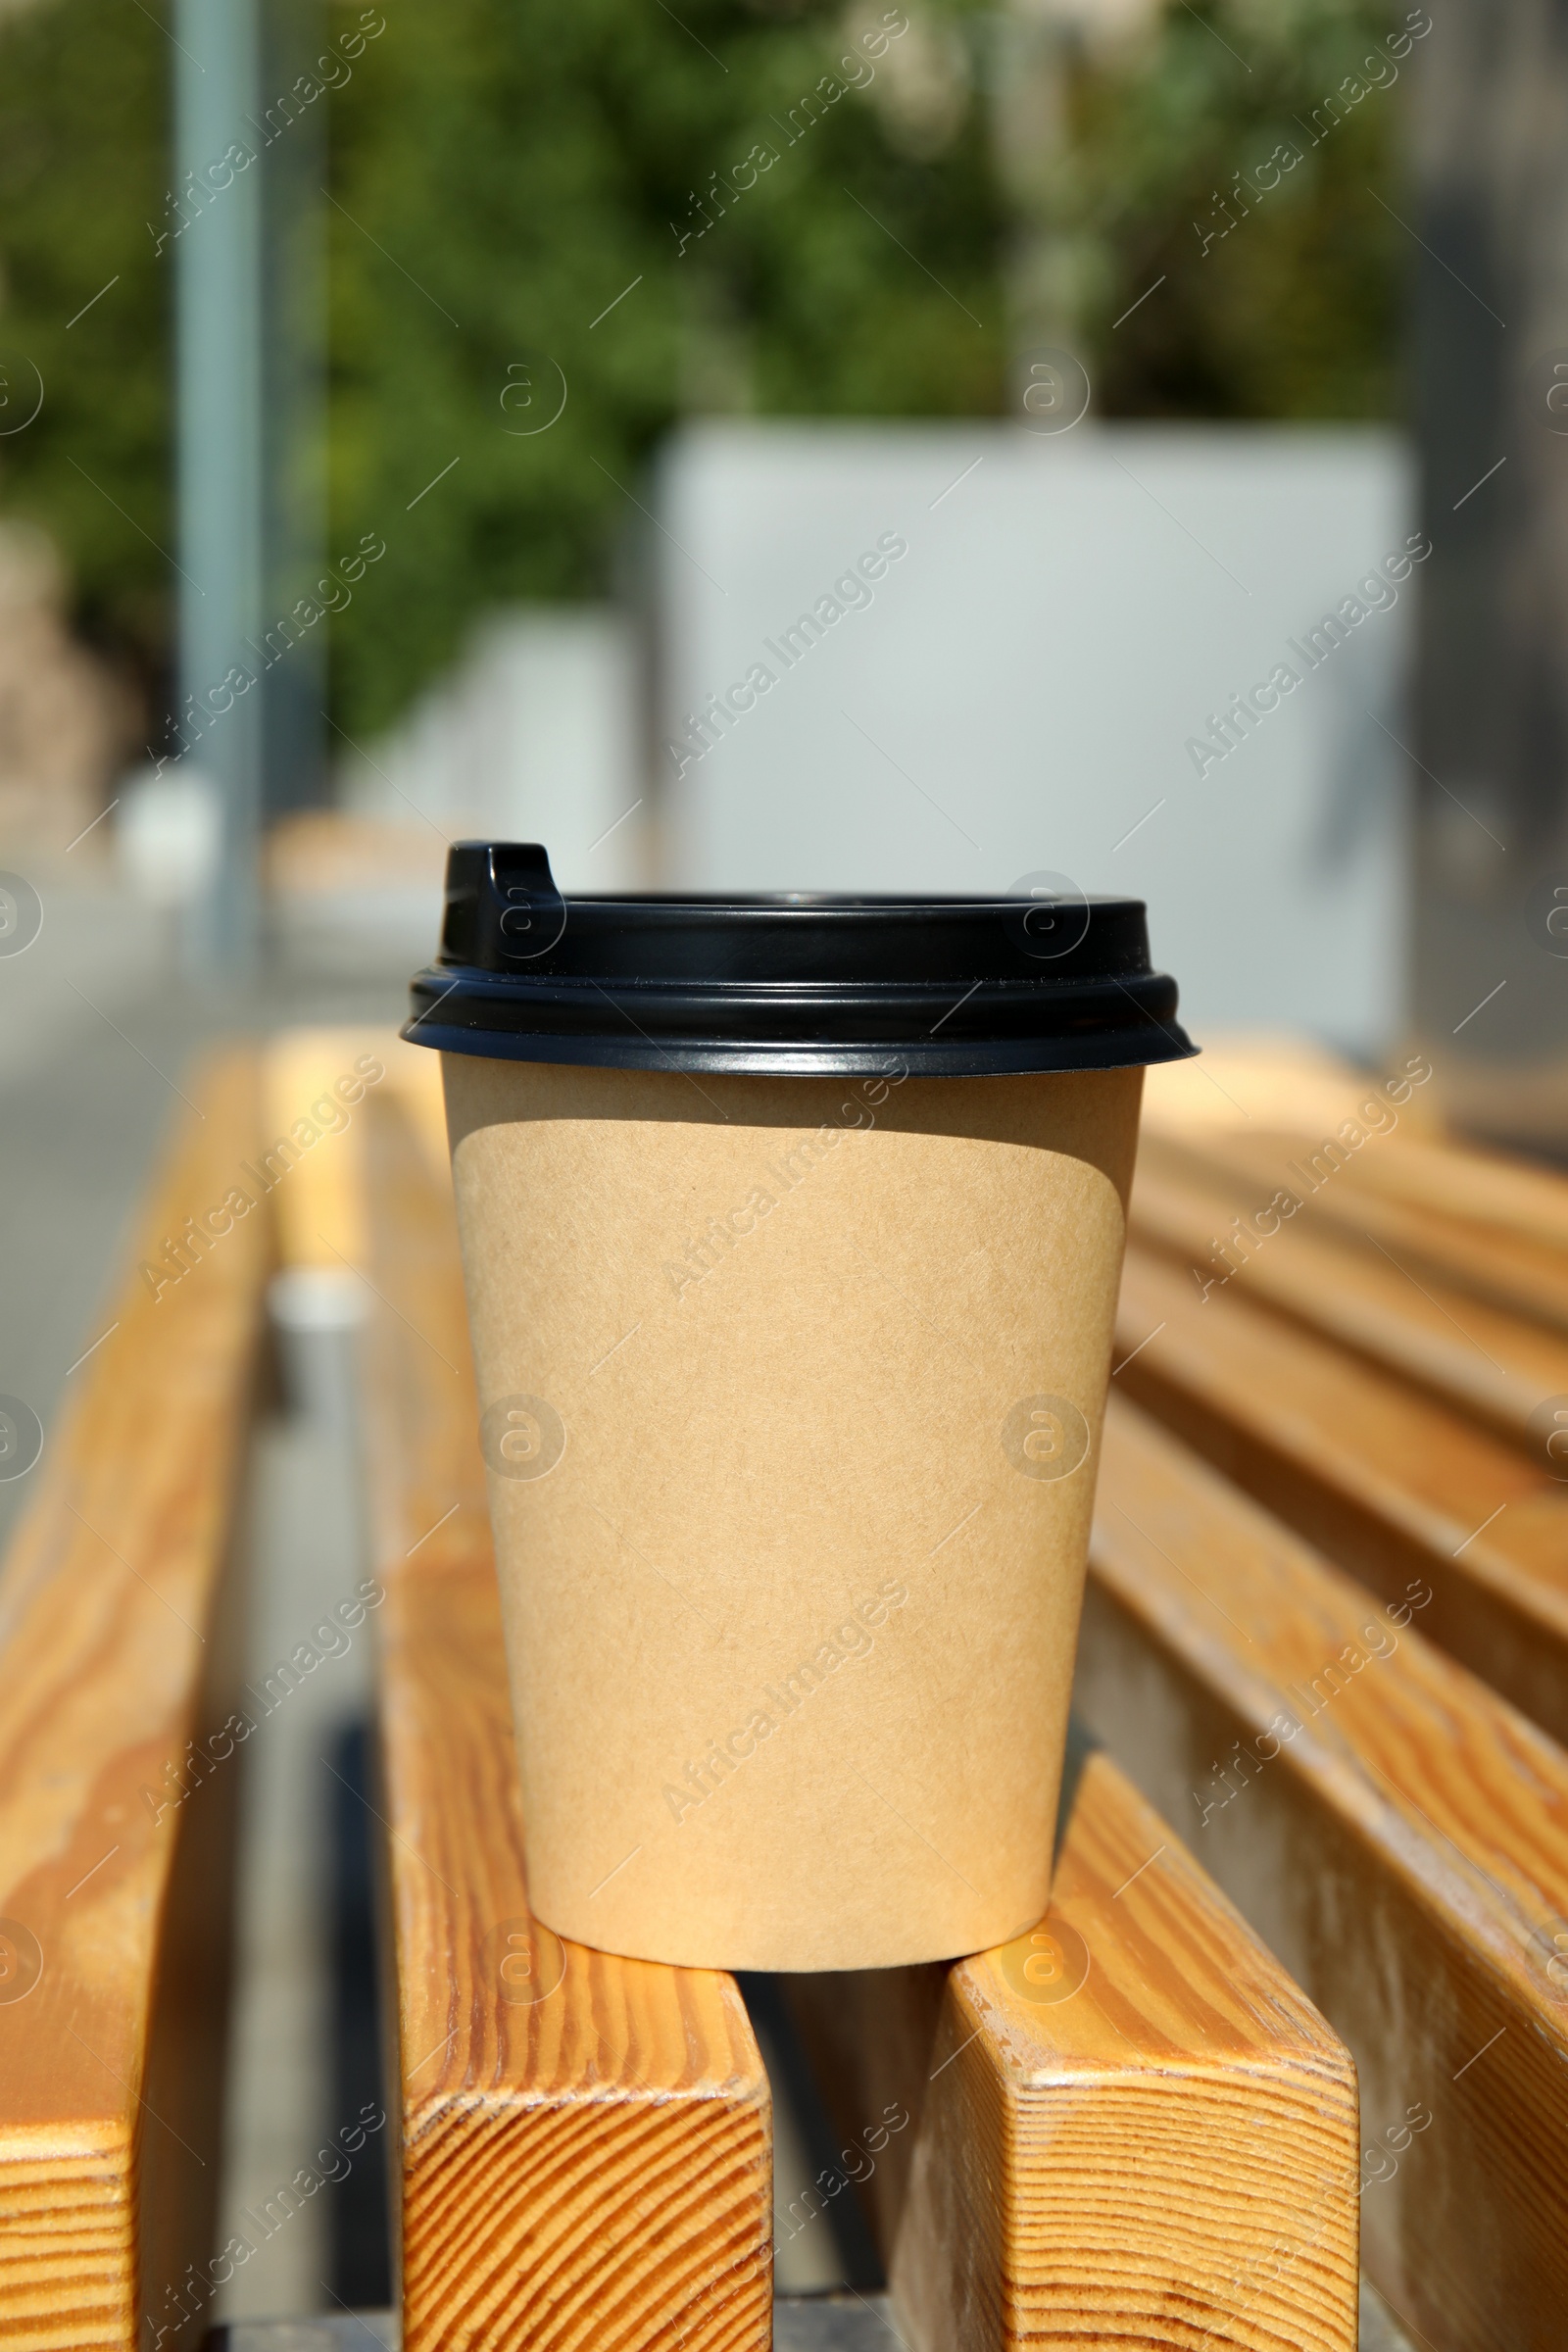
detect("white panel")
(655, 421), (1414, 1055)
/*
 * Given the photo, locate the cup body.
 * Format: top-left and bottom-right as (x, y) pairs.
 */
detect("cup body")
(443, 1051), (1144, 1972)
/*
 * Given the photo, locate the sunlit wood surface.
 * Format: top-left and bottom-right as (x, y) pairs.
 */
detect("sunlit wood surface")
(1114, 1244), (1568, 1743)
(365, 1097), (772, 2352)
(0, 1055), (270, 2352)
(791, 1747), (1358, 2351)
(1085, 1394), (1568, 2352)
(1131, 1145), (1568, 1446)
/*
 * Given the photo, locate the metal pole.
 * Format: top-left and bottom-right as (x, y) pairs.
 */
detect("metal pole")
(175, 0), (265, 973)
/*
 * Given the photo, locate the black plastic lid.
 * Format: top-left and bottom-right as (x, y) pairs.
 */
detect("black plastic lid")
(403, 842), (1196, 1077)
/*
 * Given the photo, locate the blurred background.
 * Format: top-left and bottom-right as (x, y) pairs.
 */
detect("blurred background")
(2, 0), (1563, 1110)
(0, 0), (1565, 2325)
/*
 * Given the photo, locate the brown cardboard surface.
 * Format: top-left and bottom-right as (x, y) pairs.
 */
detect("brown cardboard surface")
(442, 1055), (1143, 1972)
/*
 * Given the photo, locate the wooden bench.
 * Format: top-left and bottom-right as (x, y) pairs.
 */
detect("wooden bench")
(0, 1054), (272, 2352)
(1149, 1122), (1568, 1342)
(358, 1071), (1362, 2352)
(1129, 1141), (1568, 1449)
(1083, 1391), (1568, 2352)
(1134, 1042), (1568, 1309)
(362, 1092), (775, 2352)
(32, 1025), (1568, 2351)
(785, 1744), (1358, 2352)
(1113, 1243), (1568, 1744)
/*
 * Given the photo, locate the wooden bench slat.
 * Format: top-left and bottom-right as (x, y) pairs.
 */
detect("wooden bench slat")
(1145, 1127), (1568, 1343)
(1268, 1124), (1568, 1263)
(1139, 1048), (1568, 1262)
(1115, 1244), (1568, 1742)
(1081, 1394), (1568, 2352)
(364, 1096), (772, 2352)
(1130, 1152), (1568, 1446)
(0, 1055), (270, 2352)
(787, 1747), (1358, 2352)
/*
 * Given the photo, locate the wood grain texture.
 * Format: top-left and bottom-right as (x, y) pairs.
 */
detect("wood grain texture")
(787, 1749), (1358, 2352)
(1277, 1125), (1568, 1262)
(364, 1095), (772, 2352)
(1129, 1146), (1568, 1447)
(1081, 1394), (1568, 2352)
(1114, 1245), (1568, 1741)
(1137, 1042), (1568, 1274)
(1146, 1125), (1568, 1345)
(0, 1055), (270, 2352)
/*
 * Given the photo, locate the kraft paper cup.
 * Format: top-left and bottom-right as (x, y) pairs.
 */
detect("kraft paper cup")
(407, 845), (1193, 1972)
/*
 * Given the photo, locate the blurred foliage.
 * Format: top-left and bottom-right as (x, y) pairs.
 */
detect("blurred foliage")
(0, 0), (1410, 743)
(0, 0), (1004, 736)
(1040, 0), (1410, 420)
(0, 0), (171, 693)
(323, 0), (1005, 733)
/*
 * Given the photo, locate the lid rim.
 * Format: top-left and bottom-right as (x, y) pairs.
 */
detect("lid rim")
(401, 1014), (1195, 1078)
(409, 842), (1196, 1075)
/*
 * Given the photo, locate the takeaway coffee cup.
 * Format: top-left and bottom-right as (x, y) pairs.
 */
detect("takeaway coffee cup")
(406, 844), (1193, 1973)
